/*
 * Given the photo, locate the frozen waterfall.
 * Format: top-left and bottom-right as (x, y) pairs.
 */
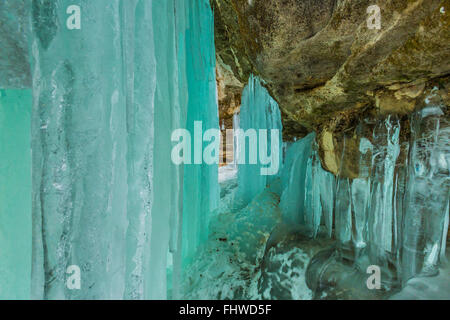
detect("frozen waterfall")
(29, 0), (218, 300)
(279, 109), (449, 292)
(0, 0), (448, 301)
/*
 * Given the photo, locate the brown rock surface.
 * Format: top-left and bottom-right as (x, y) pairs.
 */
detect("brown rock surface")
(212, 0), (450, 135)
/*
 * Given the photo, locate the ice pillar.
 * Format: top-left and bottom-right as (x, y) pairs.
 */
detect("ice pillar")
(402, 105), (450, 282)
(180, 0), (220, 270)
(235, 75), (283, 208)
(0, 90), (32, 300)
(30, 0), (219, 300)
(31, 0), (128, 299)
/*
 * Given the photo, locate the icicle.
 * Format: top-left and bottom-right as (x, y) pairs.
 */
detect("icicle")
(235, 75), (283, 209)
(279, 133), (334, 237)
(233, 112), (240, 169)
(367, 117), (400, 264)
(393, 140), (409, 265)
(319, 167), (335, 238)
(120, 0), (157, 300)
(402, 105), (450, 282)
(335, 178), (352, 244)
(30, 0), (219, 300)
(30, 0), (129, 299)
(303, 144), (323, 237)
(279, 133), (315, 226)
(0, 90), (32, 299)
(351, 137), (373, 249)
(311, 150), (323, 237)
(440, 200), (449, 263)
(351, 179), (370, 249)
(333, 134), (353, 247)
(180, 0), (219, 272)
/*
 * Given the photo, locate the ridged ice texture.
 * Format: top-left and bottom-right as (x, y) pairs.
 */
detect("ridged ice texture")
(180, 0), (220, 276)
(281, 111), (448, 287)
(280, 133), (336, 236)
(31, 0), (128, 299)
(30, 0), (218, 300)
(343, 112), (448, 285)
(121, 0), (154, 300)
(235, 75), (283, 209)
(365, 117), (402, 270)
(402, 105), (449, 282)
(329, 118), (407, 282)
(0, 90), (32, 299)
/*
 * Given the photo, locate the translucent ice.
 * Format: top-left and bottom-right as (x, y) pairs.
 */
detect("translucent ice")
(30, 0), (218, 300)
(279, 133), (315, 226)
(235, 75), (283, 209)
(0, 90), (32, 299)
(402, 105), (450, 282)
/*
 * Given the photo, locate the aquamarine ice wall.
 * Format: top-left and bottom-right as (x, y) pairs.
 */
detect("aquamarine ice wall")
(235, 75), (283, 209)
(29, 0), (218, 300)
(280, 105), (449, 287)
(0, 90), (32, 300)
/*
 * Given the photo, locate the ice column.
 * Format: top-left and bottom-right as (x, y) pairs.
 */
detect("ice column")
(304, 144), (326, 237)
(367, 117), (401, 266)
(235, 75), (283, 208)
(335, 178), (352, 244)
(30, 0), (219, 300)
(279, 133), (314, 226)
(31, 0), (130, 299)
(179, 0), (220, 273)
(0, 90), (32, 299)
(318, 163), (336, 238)
(279, 133), (336, 236)
(351, 137), (373, 250)
(232, 112), (240, 168)
(402, 105), (449, 282)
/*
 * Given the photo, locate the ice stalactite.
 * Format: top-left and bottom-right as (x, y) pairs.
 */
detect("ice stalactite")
(322, 117), (408, 285)
(304, 148), (324, 238)
(283, 109), (448, 293)
(318, 157), (336, 238)
(441, 200), (449, 263)
(402, 105), (449, 283)
(350, 136), (372, 252)
(335, 177), (352, 245)
(279, 134), (314, 225)
(235, 75), (283, 209)
(279, 133), (336, 237)
(31, 0), (129, 299)
(30, 0), (218, 300)
(0, 90), (32, 299)
(121, 0), (157, 300)
(367, 118), (401, 266)
(178, 0), (219, 296)
(232, 112), (240, 169)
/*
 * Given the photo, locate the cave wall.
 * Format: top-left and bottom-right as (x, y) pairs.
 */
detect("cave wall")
(212, 0), (450, 176)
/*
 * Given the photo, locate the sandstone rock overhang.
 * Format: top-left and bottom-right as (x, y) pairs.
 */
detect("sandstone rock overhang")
(212, 0), (450, 138)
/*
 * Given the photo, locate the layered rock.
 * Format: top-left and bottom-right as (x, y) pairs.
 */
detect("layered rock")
(212, 0), (449, 176)
(212, 0), (449, 130)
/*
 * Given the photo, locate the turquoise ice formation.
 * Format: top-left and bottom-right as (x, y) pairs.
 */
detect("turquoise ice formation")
(0, 0), (448, 300)
(28, 0), (218, 299)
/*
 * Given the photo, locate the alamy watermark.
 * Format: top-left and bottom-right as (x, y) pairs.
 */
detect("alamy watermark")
(367, 5), (382, 30)
(66, 5), (81, 30)
(366, 265), (381, 290)
(66, 265), (81, 290)
(171, 121), (280, 176)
